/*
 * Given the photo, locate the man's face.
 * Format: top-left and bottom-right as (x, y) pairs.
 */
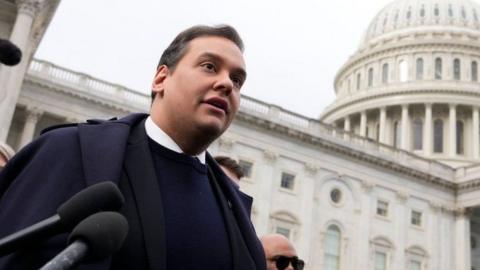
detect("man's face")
(263, 237), (298, 270)
(151, 36), (246, 148)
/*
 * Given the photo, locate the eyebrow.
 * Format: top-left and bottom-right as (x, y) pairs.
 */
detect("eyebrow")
(199, 52), (247, 81)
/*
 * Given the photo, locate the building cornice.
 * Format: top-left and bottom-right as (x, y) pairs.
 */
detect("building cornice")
(321, 85), (480, 121)
(236, 111), (456, 192)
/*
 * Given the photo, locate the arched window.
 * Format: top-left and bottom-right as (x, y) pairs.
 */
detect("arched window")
(434, 4), (440, 16)
(270, 212), (299, 240)
(368, 68), (374, 87)
(434, 119), (443, 153)
(435, 58), (442, 79)
(357, 73), (361, 90)
(416, 58), (424, 80)
(472, 61), (478, 82)
(399, 60), (408, 82)
(372, 237), (393, 270)
(412, 119), (423, 150)
(474, 9), (479, 22)
(394, 121), (401, 148)
(407, 7), (412, 19)
(457, 121), (464, 155)
(449, 4), (454, 17)
(454, 59), (461, 80)
(324, 225), (341, 270)
(420, 5), (425, 17)
(382, 63), (389, 84)
(462, 7), (466, 19)
(406, 246), (427, 270)
(376, 123), (380, 141)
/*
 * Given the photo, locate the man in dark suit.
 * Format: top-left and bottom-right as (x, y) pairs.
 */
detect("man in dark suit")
(0, 24), (265, 270)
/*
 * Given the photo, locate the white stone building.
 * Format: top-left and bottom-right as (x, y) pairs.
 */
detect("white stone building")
(3, 0), (480, 270)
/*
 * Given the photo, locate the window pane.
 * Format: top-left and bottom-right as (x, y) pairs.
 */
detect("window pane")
(377, 200), (389, 216)
(276, 227), (291, 239)
(472, 61), (478, 82)
(435, 58), (442, 79)
(410, 260), (421, 270)
(394, 121), (401, 148)
(411, 210), (422, 226)
(454, 59), (461, 80)
(399, 60), (408, 82)
(412, 119), (423, 150)
(324, 226), (341, 270)
(382, 64), (389, 84)
(281, 172), (295, 190)
(416, 58), (423, 80)
(238, 160), (253, 178)
(457, 121), (464, 155)
(368, 68), (374, 87)
(357, 73), (361, 90)
(434, 120), (443, 153)
(375, 252), (387, 270)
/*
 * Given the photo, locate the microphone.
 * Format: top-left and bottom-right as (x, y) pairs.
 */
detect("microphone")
(0, 182), (124, 256)
(40, 211), (128, 270)
(0, 39), (22, 66)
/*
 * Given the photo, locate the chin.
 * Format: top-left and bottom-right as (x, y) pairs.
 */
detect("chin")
(196, 121), (226, 139)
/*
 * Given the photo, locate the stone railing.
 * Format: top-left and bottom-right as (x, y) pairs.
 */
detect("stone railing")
(28, 59), (454, 180)
(28, 59), (151, 111)
(240, 94), (454, 180)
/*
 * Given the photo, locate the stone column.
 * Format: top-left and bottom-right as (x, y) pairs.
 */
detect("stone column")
(344, 116), (351, 132)
(18, 108), (42, 148)
(255, 149), (278, 235)
(449, 104), (457, 157)
(0, 0), (42, 142)
(401, 105), (409, 150)
(455, 208), (471, 270)
(425, 103), (433, 156)
(298, 163), (318, 264)
(473, 107), (479, 159)
(379, 107), (387, 143)
(360, 111), (367, 137)
(358, 180), (374, 270)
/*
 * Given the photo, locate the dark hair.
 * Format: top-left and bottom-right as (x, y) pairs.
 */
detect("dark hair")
(151, 24), (244, 100)
(214, 156), (244, 179)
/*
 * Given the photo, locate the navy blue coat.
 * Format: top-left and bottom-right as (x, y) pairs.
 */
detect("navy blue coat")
(0, 113), (265, 270)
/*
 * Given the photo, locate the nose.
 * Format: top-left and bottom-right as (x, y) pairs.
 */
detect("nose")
(284, 263), (294, 270)
(213, 71), (233, 95)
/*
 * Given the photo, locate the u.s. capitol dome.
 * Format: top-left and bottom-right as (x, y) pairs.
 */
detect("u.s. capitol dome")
(321, 0), (480, 168)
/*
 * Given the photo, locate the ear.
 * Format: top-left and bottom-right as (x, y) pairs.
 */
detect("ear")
(151, 65), (169, 98)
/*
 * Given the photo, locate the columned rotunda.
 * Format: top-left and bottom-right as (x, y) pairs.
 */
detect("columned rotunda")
(321, 0), (480, 168)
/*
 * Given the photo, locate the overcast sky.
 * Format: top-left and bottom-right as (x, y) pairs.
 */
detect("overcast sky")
(35, 0), (394, 118)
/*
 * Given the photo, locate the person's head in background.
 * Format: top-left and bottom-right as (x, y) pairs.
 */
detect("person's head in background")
(260, 234), (305, 270)
(214, 155), (244, 185)
(0, 143), (15, 171)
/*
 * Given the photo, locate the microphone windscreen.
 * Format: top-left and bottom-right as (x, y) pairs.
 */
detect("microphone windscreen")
(57, 182), (125, 229)
(0, 39), (21, 66)
(68, 212), (128, 259)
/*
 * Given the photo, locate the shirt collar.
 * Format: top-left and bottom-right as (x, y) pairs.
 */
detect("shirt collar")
(144, 116), (206, 164)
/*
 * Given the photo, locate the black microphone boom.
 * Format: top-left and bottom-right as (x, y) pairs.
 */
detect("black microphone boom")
(39, 212), (128, 270)
(0, 181), (124, 256)
(0, 39), (22, 66)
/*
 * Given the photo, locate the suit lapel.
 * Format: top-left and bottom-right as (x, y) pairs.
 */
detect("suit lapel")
(123, 120), (166, 270)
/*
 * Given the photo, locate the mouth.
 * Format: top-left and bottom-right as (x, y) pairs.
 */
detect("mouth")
(204, 97), (229, 114)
